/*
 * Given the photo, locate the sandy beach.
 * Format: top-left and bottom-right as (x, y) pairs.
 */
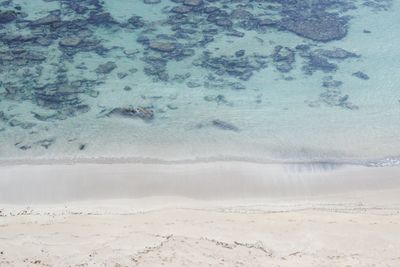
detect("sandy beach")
(0, 162), (400, 266)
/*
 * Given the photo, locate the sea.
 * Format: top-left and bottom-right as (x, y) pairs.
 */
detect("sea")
(0, 0), (399, 165)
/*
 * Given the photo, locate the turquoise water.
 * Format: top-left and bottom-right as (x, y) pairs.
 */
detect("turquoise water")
(0, 0), (399, 164)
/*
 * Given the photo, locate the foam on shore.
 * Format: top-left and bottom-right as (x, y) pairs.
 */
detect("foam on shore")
(1, 161), (399, 204)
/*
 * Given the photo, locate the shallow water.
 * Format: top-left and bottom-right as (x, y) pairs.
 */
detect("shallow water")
(0, 0), (399, 164)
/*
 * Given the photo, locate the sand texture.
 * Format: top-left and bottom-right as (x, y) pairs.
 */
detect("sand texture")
(0, 162), (400, 266)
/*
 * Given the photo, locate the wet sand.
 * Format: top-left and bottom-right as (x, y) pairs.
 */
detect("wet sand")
(0, 162), (400, 266)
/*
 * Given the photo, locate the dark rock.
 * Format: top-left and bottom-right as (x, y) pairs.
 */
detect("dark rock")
(0, 10), (17, 24)
(144, 0), (161, 4)
(24, 52), (47, 62)
(322, 79), (343, 88)
(304, 55), (337, 74)
(59, 36), (82, 47)
(32, 112), (58, 121)
(88, 12), (115, 25)
(230, 9), (253, 20)
(30, 14), (60, 27)
(149, 41), (176, 52)
(319, 89), (358, 110)
(199, 51), (266, 81)
(235, 50), (245, 57)
(172, 73), (191, 83)
(280, 13), (348, 42)
(15, 143), (31, 150)
(75, 104), (91, 114)
(258, 19), (277, 27)
(33, 81), (93, 114)
(352, 71), (370, 80)
(36, 138), (55, 149)
(186, 81), (202, 88)
(8, 119), (36, 129)
(183, 0), (202, 6)
(96, 61), (117, 74)
(167, 104), (178, 110)
(117, 72), (128, 79)
(203, 6), (220, 14)
(69, 3), (88, 14)
(272, 46), (295, 73)
(0, 111), (11, 123)
(212, 119), (239, 132)
(36, 37), (53, 46)
(204, 94), (230, 105)
(316, 48), (359, 59)
(136, 35), (150, 45)
(215, 18), (233, 28)
(127, 16), (145, 28)
(171, 6), (193, 14)
(229, 82), (246, 90)
(225, 30), (245, 38)
(129, 68), (138, 73)
(239, 18), (260, 31)
(106, 107), (154, 121)
(142, 56), (169, 81)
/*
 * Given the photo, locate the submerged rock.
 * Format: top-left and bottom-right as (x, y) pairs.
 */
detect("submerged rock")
(36, 138), (55, 149)
(204, 94), (231, 106)
(352, 71), (370, 80)
(235, 50), (245, 57)
(142, 56), (169, 81)
(280, 13), (348, 42)
(59, 36), (82, 47)
(303, 55), (337, 74)
(319, 89), (358, 110)
(272, 46), (295, 73)
(29, 14), (60, 27)
(8, 119), (36, 129)
(33, 81), (94, 117)
(127, 16), (145, 28)
(15, 142), (31, 150)
(199, 51), (267, 81)
(88, 12), (116, 25)
(106, 107), (154, 121)
(171, 6), (193, 14)
(96, 61), (117, 74)
(183, 0), (203, 7)
(212, 119), (239, 132)
(315, 48), (359, 59)
(322, 79), (343, 88)
(32, 112), (58, 121)
(149, 41), (177, 52)
(144, 0), (161, 4)
(0, 10), (17, 24)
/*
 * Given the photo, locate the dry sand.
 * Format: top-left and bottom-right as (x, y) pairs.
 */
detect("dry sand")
(0, 162), (399, 266)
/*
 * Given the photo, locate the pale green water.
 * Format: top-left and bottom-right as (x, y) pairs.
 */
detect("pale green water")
(0, 0), (399, 165)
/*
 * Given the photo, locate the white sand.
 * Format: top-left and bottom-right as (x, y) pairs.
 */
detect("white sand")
(0, 162), (400, 266)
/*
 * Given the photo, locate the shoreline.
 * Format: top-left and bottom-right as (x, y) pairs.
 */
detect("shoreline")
(1, 154), (400, 167)
(1, 161), (400, 204)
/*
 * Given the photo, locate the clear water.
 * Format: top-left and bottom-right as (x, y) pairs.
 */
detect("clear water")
(0, 0), (399, 164)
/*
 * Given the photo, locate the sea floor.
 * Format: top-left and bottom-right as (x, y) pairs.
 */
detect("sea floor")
(0, 0), (399, 163)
